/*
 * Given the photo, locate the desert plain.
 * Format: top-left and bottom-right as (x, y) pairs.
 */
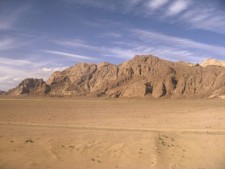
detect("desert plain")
(0, 96), (225, 169)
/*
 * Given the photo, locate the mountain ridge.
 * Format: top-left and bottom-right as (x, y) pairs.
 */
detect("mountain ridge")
(6, 55), (225, 98)
(200, 58), (225, 67)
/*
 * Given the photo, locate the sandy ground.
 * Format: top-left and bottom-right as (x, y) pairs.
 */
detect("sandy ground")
(0, 96), (225, 169)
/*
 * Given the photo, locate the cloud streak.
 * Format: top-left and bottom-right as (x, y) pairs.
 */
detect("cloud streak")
(0, 38), (16, 51)
(52, 27), (225, 63)
(40, 67), (68, 72)
(45, 50), (97, 61)
(180, 7), (225, 34)
(0, 35), (34, 51)
(66, 0), (225, 34)
(132, 29), (225, 56)
(0, 57), (33, 66)
(0, 5), (30, 30)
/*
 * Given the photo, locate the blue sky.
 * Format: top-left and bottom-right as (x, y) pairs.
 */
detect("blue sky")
(0, 0), (225, 90)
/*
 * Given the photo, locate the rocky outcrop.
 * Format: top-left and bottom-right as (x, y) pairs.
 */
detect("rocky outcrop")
(201, 58), (225, 67)
(7, 78), (50, 95)
(7, 55), (225, 98)
(0, 90), (5, 95)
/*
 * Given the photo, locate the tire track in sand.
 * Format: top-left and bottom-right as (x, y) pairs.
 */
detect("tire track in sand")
(1, 122), (225, 135)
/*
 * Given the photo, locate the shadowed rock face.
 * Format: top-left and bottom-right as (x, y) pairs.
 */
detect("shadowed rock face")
(7, 78), (50, 96)
(7, 55), (225, 98)
(0, 90), (5, 95)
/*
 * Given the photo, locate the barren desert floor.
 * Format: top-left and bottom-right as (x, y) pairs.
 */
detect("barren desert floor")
(0, 97), (225, 169)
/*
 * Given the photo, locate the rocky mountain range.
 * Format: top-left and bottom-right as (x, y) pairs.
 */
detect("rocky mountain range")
(6, 55), (225, 98)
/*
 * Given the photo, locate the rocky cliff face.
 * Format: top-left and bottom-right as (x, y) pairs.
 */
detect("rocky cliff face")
(7, 78), (50, 95)
(7, 55), (225, 98)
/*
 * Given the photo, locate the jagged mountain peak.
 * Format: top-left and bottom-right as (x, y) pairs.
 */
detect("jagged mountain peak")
(6, 55), (225, 98)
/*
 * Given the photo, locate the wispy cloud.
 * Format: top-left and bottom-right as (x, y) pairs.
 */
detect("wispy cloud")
(0, 5), (30, 30)
(0, 66), (66, 91)
(146, 0), (169, 10)
(166, 0), (191, 16)
(152, 0), (225, 34)
(45, 50), (97, 61)
(52, 39), (184, 62)
(132, 29), (225, 56)
(100, 32), (122, 38)
(144, 0), (225, 34)
(54, 39), (98, 50)
(82, 19), (124, 29)
(40, 67), (68, 72)
(53, 39), (134, 59)
(52, 27), (225, 63)
(0, 38), (15, 51)
(0, 12), (17, 30)
(0, 76), (9, 81)
(67, 0), (225, 34)
(0, 57), (32, 66)
(0, 57), (68, 91)
(0, 36), (30, 51)
(180, 7), (225, 34)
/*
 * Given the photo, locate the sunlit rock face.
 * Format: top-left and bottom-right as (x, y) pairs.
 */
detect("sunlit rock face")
(201, 58), (225, 67)
(7, 55), (225, 98)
